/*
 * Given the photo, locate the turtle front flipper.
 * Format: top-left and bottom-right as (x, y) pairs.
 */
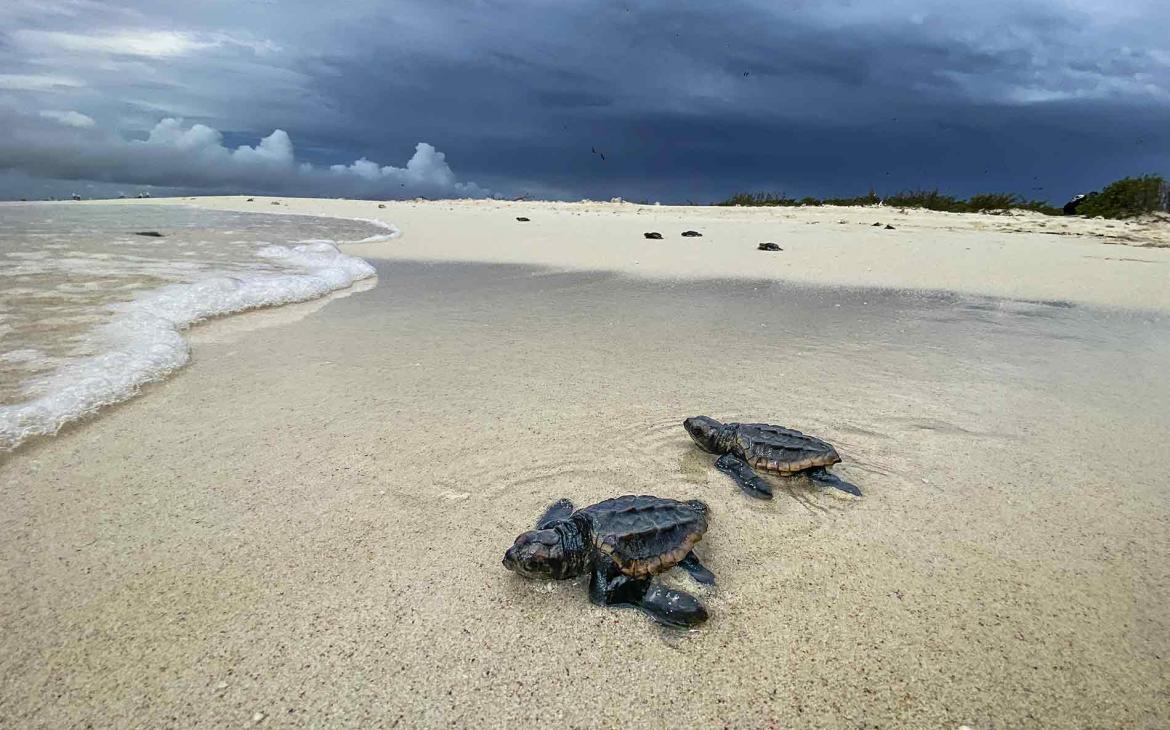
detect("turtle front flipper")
(589, 558), (707, 628)
(588, 558), (643, 606)
(588, 555), (645, 604)
(678, 551), (716, 585)
(536, 498), (575, 529)
(807, 467), (862, 497)
(714, 453), (773, 499)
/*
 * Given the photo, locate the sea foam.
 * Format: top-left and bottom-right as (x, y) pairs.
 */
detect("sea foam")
(0, 240), (375, 451)
(347, 218), (402, 243)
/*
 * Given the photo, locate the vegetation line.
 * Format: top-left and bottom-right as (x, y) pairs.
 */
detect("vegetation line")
(716, 175), (1169, 220)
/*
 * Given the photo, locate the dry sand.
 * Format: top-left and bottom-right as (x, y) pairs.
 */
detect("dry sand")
(147, 195), (1170, 311)
(2, 198), (1169, 728)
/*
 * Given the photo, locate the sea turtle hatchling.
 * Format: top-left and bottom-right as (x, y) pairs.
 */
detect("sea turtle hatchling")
(684, 416), (862, 499)
(503, 495), (715, 628)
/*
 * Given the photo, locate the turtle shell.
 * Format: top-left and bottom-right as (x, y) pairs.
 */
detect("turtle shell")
(576, 495), (708, 578)
(731, 422), (840, 475)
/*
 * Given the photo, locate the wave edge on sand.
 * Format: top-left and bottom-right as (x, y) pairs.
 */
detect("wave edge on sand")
(0, 240), (375, 452)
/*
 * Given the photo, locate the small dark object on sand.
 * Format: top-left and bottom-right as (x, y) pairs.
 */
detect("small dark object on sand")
(681, 230), (703, 237)
(684, 416), (862, 499)
(871, 222), (882, 227)
(516, 216), (530, 222)
(644, 232), (663, 239)
(246, 198), (254, 202)
(271, 201), (281, 205)
(1063, 193), (1097, 215)
(503, 495), (713, 628)
(133, 231), (164, 238)
(378, 203), (386, 209)
(757, 242), (782, 251)
(885, 224), (895, 230)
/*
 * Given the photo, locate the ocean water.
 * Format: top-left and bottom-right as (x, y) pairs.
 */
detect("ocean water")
(0, 203), (392, 450)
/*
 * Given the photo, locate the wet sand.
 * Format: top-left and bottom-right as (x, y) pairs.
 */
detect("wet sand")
(2, 255), (1168, 727)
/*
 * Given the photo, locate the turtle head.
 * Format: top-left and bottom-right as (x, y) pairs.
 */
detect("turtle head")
(684, 416), (725, 453)
(503, 526), (581, 580)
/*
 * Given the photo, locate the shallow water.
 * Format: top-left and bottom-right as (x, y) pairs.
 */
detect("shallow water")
(2, 258), (1168, 727)
(0, 203), (389, 449)
(347, 261), (1169, 502)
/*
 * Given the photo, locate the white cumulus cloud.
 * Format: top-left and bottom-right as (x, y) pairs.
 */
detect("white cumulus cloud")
(39, 109), (95, 127)
(0, 114), (489, 199)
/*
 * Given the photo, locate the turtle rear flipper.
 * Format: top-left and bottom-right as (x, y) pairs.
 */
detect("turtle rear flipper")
(638, 583), (708, 628)
(678, 551), (716, 585)
(536, 498), (575, 529)
(589, 557), (707, 628)
(807, 467), (862, 497)
(715, 453), (773, 499)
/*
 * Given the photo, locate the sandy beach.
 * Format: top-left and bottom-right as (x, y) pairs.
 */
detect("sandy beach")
(176, 196), (1170, 310)
(2, 198), (1169, 728)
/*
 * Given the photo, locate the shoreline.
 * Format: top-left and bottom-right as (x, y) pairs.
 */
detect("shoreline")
(3, 256), (1167, 727)
(91, 195), (1170, 312)
(0, 277), (378, 459)
(0, 205), (384, 453)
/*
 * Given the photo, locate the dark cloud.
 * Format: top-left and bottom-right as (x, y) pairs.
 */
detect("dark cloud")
(0, 0), (1167, 202)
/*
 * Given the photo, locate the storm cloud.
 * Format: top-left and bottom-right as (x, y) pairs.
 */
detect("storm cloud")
(0, 0), (1167, 202)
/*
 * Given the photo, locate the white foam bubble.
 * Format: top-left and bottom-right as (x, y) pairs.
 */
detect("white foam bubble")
(0, 241), (375, 450)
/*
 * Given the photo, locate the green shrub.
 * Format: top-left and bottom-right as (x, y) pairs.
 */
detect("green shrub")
(716, 174), (1170, 217)
(883, 189), (966, 212)
(718, 192), (800, 207)
(966, 193), (1021, 211)
(1076, 175), (1168, 219)
(715, 187), (1069, 215)
(1016, 199), (1062, 216)
(824, 190), (881, 207)
(716, 193), (757, 206)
